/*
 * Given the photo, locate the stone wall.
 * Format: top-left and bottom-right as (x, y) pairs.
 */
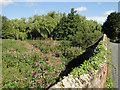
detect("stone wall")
(49, 34), (108, 89)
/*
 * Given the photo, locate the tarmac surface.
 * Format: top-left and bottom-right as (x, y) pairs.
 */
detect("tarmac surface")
(110, 42), (120, 89)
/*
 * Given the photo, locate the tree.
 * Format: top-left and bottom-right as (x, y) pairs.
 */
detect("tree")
(2, 20), (15, 39)
(0, 15), (2, 38)
(2, 16), (8, 24)
(52, 8), (79, 40)
(2, 16), (9, 38)
(102, 12), (120, 42)
(52, 8), (102, 49)
(1, 9), (102, 43)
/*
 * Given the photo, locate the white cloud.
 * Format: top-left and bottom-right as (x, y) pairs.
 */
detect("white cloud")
(26, 0), (34, 7)
(11, 0), (120, 2)
(104, 10), (115, 15)
(34, 10), (45, 14)
(34, 9), (38, 14)
(86, 16), (107, 24)
(97, 2), (101, 5)
(0, 0), (14, 8)
(26, 2), (34, 7)
(40, 10), (45, 13)
(26, 0), (35, 2)
(75, 7), (87, 12)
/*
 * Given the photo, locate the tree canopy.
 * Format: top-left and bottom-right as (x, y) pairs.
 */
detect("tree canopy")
(102, 12), (120, 42)
(52, 8), (102, 48)
(2, 8), (103, 48)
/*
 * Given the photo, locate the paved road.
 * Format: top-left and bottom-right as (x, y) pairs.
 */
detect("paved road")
(110, 42), (120, 88)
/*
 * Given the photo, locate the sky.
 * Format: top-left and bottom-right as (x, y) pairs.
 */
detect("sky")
(0, 0), (119, 24)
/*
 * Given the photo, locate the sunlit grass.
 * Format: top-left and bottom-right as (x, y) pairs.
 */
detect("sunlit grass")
(2, 39), (84, 88)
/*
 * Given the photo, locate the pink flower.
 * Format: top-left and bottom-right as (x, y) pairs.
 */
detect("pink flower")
(30, 86), (34, 88)
(30, 81), (32, 84)
(52, 56), (56, 58)
(14, 51), (16, 53)
(44, 70), (48, 74)
(7, 50), (10, 53)
(13, 74), (15, 77)
(46, 84), (49, 88)
(51, 71), (55, 74)
(11, 48), (13, 50)
(42, 66), (45, 69)
(43, 84), (45, 86)
(46, 61), (49, 63)
(35, 79), (37, 82)
(57, 75), (59, 78)
(24, 78), (27, 80)
(49, 63), (52, 65)
(31, 71), (34, 73)
(39, 64), (41, 67)
(38, 80), (42, 83)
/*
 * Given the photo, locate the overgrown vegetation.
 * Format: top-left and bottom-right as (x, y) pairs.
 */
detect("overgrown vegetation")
(70, 41), (107, 76)
(1, 8), (102, 49)
(104, 38), (115, 88)
(1, 8), (116, 88)
(69, 39), (115, 88)
(102, 12), (120, 43)
(2, 39), (85, 88)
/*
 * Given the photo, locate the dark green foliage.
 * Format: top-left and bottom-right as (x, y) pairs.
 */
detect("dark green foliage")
(102, 12), (120, 42)
(52, 8), (103, 48)
(2, 20), (15, 39)
(0, 16), (2, 38)
(2, 8), (102, 48)
(2, 11), (63, 40)
(52, 8), (81, 40)
(70, 40), (107, 77)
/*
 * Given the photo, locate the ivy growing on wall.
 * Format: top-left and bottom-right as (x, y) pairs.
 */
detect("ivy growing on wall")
(69, 40), (107, 77)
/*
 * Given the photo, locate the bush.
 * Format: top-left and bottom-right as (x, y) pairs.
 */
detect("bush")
(19, 32), (27, 40)
(71, 31), (103, 49)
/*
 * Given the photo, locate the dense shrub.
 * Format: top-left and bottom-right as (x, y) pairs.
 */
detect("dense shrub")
(52, 8), (103, 48)
(19, 32), (27, 40)
(2, 11), (63, 40)
(2, 8), (102, 48)
(71, 30), (103, 49)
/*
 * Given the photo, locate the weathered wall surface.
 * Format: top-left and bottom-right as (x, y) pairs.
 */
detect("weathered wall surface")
(49, 34), (108, 89)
